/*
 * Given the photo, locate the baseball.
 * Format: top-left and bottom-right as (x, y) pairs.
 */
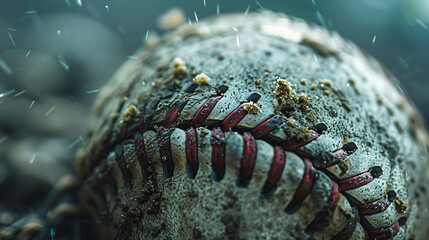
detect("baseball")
(2, 10), (429, 240)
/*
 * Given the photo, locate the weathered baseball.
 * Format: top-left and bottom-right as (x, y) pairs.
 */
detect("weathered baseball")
(3, 11), (429, 240)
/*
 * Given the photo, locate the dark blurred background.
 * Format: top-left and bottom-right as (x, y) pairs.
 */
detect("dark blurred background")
(0, 0), (428, 215)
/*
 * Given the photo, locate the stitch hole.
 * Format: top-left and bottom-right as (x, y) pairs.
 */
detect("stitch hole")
(342, 142), (357, 153)
(184, 83), (199, 93)
(280, 106), (295, 114)
(245, 93), (261, 102)
(398, 217), (407, 226)
(216, 85), (229, 95)
(312, 123), (328, 134)
(387, 190), (397, 202)
(370, 166), (383, 178)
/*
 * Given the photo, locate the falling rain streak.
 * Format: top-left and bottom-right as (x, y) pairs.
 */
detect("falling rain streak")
(8, 32), (16, 46)
(397, 57), (410, 70)
(79, 135), (95, 161)
(255, 0), (265, 10)
(0, 58), (12, 75)
(86, 89), (100, 94)
(13, 90), (26, 97)
(29, 100), (35, 109)
(313, 54), (318, 63)
(0, 89), (15, 98)
(245, 6), (251, 15)
(29, 153), (36, 164)
(145, 30), (149, 41)
(416, 19), (428, 29)
(46, 106), (56, 116)
(316, 10), (328, 28)
(58, 57), (70, 71)
(0, 136), (8, 145)
(67, 137), (82, 149)
(194, 11), (199, 22)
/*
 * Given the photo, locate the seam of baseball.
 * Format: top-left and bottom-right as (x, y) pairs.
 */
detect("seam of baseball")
(87, 89), (404, 239)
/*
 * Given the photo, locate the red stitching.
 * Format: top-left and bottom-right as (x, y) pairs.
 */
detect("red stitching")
(313, 143), (357, 168)
(358, 195), (393, 216)
(221, 105), (248, 130)
(337, 171), (375, 191)
(367, 222), (400, 240)
(284, 158), (316, 214)
(337, 166), (382, 192)
(158, 129), (175, 178)
(103, 92), (398, 238)
(130, 94), (353, 236)
(251, 115), (284, 138)
(191, 96), (222, 127)
(186, 127), (199, 179)
(211, 127), (226, 182)
(133, 132), (149, 184)
(163, 96), (189, 127)
(282, 128), (321, 151)
(305, 181), (340, 235)
(261, 146), (286, 196)
(237, 132), (257, 188)
(331, 211), (362, 240)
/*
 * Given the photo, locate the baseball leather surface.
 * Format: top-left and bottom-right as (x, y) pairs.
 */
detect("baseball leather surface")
(2, 11), (429, 240)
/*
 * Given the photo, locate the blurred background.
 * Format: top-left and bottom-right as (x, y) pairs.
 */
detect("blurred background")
(0, 0), (428, 216)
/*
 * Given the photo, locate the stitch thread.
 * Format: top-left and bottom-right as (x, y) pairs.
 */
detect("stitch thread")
(93, 91), (402, 238)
